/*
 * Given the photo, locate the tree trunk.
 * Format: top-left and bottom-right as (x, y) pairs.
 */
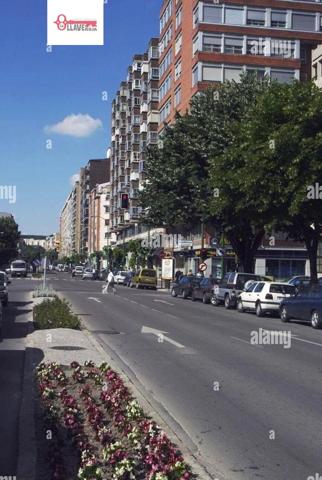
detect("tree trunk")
(304, 234), (319, 284)
(229, 229), (265, 273)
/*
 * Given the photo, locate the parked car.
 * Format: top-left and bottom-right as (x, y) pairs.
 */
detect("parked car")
(57, 264), (64, 272)
(237, 281), (295, 317)
(130, 269), (157, 289)
(72, 266), (84, 277)
(123, 271), (135, 287)
(280, 284), (322, 328)
(82, 268), (98, 280)
(114, 271), (128, 285)
(0, 301), (3, 339)
(171, 275), (201, 299)
(191, 277), (218, 304)
(287, 275), (311, 292)
(63, 265), (70, 272)
(10, 260), (28, 278)
(212, 272), (263, 309)
(0, 271), (10, 306)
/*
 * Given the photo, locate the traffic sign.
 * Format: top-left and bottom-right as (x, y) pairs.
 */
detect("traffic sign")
(199, 262), (207, 272)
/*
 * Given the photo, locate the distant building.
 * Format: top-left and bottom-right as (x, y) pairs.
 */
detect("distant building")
(45, 233), (60, 252)
(21, 235), (47, 248)
(88, 182), (115, 255)
(312, 44), (322, 88)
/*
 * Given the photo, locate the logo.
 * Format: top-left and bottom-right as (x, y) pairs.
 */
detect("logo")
(47, 0), (104, 46)
(54, 14), (97, 32)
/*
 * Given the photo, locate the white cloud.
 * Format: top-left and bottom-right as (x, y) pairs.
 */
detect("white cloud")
(45, 113), (103, 138)
(70, 173), (80, 186)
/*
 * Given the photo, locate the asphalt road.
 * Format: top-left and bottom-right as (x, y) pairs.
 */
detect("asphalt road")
(10, 274), (322, 480)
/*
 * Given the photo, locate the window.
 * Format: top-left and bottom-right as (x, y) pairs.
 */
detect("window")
(313, 63), (318, 80)
(203, 6), (222, 23)
(160, 48), (172, 77)
(270, 40), (295, 59)
(160, 99), (171, 122)
(224, 67), (243, 82)
(203, 35), (222, 53)
(224, 37), (243, 54)
(292, 13), (315, 32)
(175, 33), (182, 55)
(151, 68), (159, 80)
(176, 7), (182, 29)
(192, 66), (199, 86)
(159, 26), (172, 54)
(175, 59), (182, 80)
(202, 65), (222, 82)
(246, 67), (266, 80)
(254, 282), (265, 293)
(271, 70), (295, 83)
(159, 74), (172, 101)
(225, 7), (244, 25)
(174, 86), (181, 106)
(133, 115), (140, 124)
(247, 9), (265, 26)
(271, 11), (287, 28)
(193, 7), (199, 27)
(150, 89), (159, 101)
(160, 0), (173, 32)
(247, 38), (265, 55)
(133, 97), (140, 106)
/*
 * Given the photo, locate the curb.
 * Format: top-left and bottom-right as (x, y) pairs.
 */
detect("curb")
(16, 293), (37, 480)
(83, 328), (221, 480)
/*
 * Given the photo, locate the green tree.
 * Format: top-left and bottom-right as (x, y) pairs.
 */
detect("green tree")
(236, 80), (322, 281)
(140, 73), (270, 272)
(0, 217), (20, 267)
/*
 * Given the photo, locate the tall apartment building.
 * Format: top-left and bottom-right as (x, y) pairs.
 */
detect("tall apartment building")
(159, 0), (322, 129)
(110, 38), (159, 244)
(59, 181), (81, 258)
(79, 158), (110, 253)
(88, 182), (113, 254)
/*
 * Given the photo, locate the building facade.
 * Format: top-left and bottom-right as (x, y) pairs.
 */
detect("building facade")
(80, 159), (110, 254)
(109, 38), (160, 245)
(88, 182), (114, 254)
(159, 0), (322, 129)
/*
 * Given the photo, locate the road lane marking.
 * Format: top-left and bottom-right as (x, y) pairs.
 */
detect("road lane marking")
(88, 297), (102, 303)
(141, 325), (186, 349)
(231, 336), (263, 348)
(290, 336), (322, 348)
(153, 299), (174, 306)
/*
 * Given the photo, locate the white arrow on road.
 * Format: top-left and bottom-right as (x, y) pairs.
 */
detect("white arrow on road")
(141, 326), (185, 349)
(153, 299), (174, 306)
(88, 297), (102, 303)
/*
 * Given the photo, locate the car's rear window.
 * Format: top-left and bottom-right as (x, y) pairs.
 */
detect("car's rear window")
(12, 262), (26, 268)
(142, 270), (156, 277)
(236, 274), (260, 289)
(270, 284), (295, 294)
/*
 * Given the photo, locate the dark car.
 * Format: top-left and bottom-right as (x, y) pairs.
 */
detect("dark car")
(191, 277), (218, 304)
(171, 275), (201, 299)
(123, 271), (135, 287)
(280, 284), (322, 329)
(287, 275), (311, 292)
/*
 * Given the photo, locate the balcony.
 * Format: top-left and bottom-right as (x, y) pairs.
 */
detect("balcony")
(147, 111), (159, 124)
(147, 131), (158, 144)
(130, 172), (140, 182)
(140, 122), (148, 133)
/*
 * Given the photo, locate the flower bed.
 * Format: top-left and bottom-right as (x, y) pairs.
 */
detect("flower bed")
(36, 361), (194, 480)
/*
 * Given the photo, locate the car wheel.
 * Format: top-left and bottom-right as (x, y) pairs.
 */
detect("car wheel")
(256, 301), (264, 317)
(171, 288), (177, 297)
(182, 290), (189, 299)
(211, 295), (220, 306)
(203, 293), (210, 304)
(280, 306), (289, 323)
(311, 310), (322, 329)
(237, 299), (244, 313)
(224, 295), (231, 309)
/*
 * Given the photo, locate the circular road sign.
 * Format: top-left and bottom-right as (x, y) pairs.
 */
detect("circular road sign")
(199, 262), (207, 272)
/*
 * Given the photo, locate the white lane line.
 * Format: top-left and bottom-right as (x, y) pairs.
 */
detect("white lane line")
(231, 336), (263, 348)
(130, 300), (138, 304)
(291, 336), (322, 348)
(88, 297), (102, 303)
(167, 313), (180, 320)
(153, 299), (174, 306)
(141, 326), (186, 349)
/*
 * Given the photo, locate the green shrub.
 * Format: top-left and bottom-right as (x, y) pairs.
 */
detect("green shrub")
(33, 297), (81, 330)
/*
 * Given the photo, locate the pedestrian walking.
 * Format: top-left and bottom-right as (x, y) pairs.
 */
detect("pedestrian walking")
(102, 269), (116, 295)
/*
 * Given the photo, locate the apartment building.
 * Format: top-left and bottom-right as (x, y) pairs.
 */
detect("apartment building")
(79, 158), (110, 253)
(88, 182), (114, 254)
(312, 43), (322, 86)
(110, 38), (160, 245)
(159, 0), (322, 129)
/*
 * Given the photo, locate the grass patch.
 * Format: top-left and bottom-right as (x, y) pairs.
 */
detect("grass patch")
(33, 296), (81, 330)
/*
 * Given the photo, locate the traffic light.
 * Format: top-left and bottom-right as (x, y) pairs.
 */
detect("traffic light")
(121, 193), (129, 209)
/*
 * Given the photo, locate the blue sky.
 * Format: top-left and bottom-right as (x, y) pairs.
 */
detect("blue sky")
(0, 0), (160, 235)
